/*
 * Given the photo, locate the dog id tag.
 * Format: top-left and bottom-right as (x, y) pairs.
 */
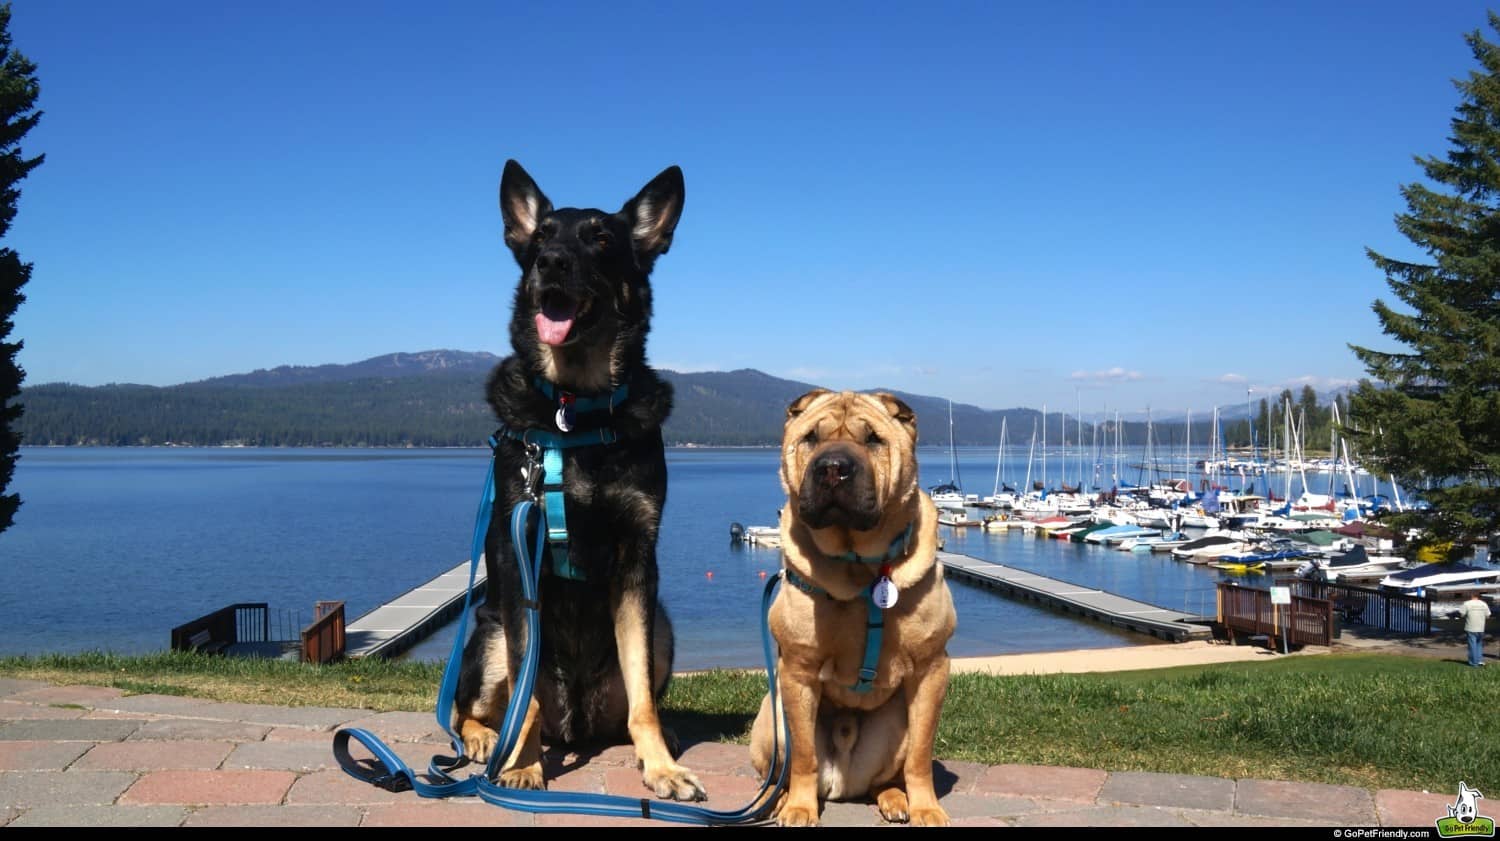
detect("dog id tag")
(555, 394), (575, 432)
(872, 566), (898, 609)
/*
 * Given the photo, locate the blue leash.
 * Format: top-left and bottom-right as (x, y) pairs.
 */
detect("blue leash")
(334, 443), (788, 824)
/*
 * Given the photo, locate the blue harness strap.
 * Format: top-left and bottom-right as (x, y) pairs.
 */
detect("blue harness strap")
(333, 434), (788, 824)
(778, 525), (912, 694)
(782, 568), (885, 694)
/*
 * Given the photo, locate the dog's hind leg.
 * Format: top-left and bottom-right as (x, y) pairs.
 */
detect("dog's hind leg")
(612, 585), (706, 801)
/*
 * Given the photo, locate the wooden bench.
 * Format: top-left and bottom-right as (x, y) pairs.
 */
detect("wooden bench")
(187, 629), (229, 655)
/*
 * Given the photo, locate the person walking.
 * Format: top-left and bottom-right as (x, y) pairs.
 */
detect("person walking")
(1460, 594), (1492, 667)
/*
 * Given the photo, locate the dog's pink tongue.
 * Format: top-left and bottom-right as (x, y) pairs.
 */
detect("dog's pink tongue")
(536, 299), (577, 346)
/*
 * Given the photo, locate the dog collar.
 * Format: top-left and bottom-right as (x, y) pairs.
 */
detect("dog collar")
(828, 524), (913, 565)
(781, 568), (885, 694)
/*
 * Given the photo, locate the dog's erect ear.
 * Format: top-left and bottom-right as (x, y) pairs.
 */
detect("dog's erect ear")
(786, 389), (832, 421)
(499, 160), (554, 256)
(620, 166), (685, 263)
(872, 392), (918, 436)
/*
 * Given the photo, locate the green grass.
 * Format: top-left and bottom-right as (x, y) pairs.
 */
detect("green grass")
(2, 650), (1495, 792)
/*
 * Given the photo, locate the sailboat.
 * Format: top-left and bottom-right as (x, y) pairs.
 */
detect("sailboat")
(981, 417), (1016, 509)
(930, 399), (967, 512)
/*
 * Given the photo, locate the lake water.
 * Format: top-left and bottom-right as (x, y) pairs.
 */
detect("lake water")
(1, 445), (1343, 670)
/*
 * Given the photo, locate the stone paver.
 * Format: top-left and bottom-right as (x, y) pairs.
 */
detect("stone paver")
(1013, 804), (1200, 827)
(360, 801), (533, 827)
(224, 740), (340, 772)
(0, 770), (138, 808)
(120, 770), (298, 806)
(975, 763), (1108, 801)
(7, 804), (187, 827)
(0, 719), (143, 742)
(1375, 788), (1458, 827)
(72, 740), (234, 771)
(8, 685), (125, 706)
(1097, 770), (1236, 812)
(0, 701), (85, 721)
(129, 718), (270, 742)
(1236, 777), (1377, 823)
(185, 804), (364, 827)
(0, 740), (91, 770)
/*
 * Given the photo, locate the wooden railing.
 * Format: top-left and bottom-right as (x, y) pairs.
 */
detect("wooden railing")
(1217, 583), (1333, 648)
(1289, 581), (1431, 635)
(301, 601), (345, 664)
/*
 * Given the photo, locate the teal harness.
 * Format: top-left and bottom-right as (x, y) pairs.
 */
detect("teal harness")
(487, 378), (633, 581)
(331, 378), (789, 824)
(782, 525), (912, 694)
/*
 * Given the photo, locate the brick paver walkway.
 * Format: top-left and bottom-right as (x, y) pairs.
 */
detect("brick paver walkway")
(0, 676), (1461, 828)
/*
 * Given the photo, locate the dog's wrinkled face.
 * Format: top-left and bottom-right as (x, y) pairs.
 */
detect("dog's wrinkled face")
(781, 390), (920, 531)
(498, 160), (683, 383)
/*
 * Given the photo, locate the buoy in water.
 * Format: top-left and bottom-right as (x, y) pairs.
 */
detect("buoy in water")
(706, 571), (714, 579)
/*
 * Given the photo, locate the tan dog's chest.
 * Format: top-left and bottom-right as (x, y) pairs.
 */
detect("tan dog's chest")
(770, 568), (955, 710)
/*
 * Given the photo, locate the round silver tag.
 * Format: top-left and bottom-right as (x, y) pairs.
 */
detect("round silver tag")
(555, 406), (573, 432)
(872, 576), (898, 609)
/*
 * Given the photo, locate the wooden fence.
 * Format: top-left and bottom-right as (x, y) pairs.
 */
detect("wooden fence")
(1217, 583), (1333, 648)
(301, 601), (345, 664)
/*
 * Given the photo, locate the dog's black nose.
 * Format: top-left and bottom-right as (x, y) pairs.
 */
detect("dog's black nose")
(813, 452), (856, 488)
(536, 247), (572, 276)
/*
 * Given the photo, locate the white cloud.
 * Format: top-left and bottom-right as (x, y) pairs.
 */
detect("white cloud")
(1069, 367), (1144, 384)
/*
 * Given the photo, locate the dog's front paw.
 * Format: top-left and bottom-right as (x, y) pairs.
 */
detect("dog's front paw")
(877, 788), (910, 823)
(459, 719), (499, 763)
(909, 805), (950, 827)
(777, 799), (820, 827)
(499, 762), (545, 790)
(642, 762), (707, 801)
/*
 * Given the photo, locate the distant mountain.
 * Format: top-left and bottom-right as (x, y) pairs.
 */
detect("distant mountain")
(17, 350), (1241, 448)
(188, 350), (502, 388)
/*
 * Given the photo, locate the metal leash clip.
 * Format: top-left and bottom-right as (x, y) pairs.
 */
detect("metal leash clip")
(521, 443), (544, 501)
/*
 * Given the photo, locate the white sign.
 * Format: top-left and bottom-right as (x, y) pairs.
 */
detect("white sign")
(1270, 586), (1291, 605)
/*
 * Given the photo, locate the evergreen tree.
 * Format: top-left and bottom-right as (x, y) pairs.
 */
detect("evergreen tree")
(1350, 12), (1500, 558)
(0, 3), (41, 534)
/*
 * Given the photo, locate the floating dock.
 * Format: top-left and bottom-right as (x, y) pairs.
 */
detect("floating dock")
(938, 550), (1215, 641)
(344, 560), (485, 659)
(342, 551), (1213, 659)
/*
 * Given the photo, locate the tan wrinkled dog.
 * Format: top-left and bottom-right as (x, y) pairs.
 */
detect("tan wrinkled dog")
(750, 389), (956, 826)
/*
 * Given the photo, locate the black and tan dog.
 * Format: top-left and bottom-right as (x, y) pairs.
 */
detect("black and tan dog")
(750, 389), (956, 826)
(453, 160), (705, 801)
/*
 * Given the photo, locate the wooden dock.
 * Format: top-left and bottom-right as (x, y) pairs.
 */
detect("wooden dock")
(345, 560), (485, 659)
(939, 551), (1215, 641)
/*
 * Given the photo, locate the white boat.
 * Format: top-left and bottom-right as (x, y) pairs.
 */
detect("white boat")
(1379, 562), (1500, 595)
(1170, 532), (1249, 561)
(730, 522), (781, 547)
(1299, 545), (1407, 583)
(931, 399), (967, 511)
(939, 509), (981, 528)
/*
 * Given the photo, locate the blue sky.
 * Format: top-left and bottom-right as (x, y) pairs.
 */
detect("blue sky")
(4, 0), (1494, 416)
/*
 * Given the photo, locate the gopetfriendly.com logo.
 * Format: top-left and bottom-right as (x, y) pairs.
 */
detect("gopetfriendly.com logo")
(1437, 782), (1496, 838)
